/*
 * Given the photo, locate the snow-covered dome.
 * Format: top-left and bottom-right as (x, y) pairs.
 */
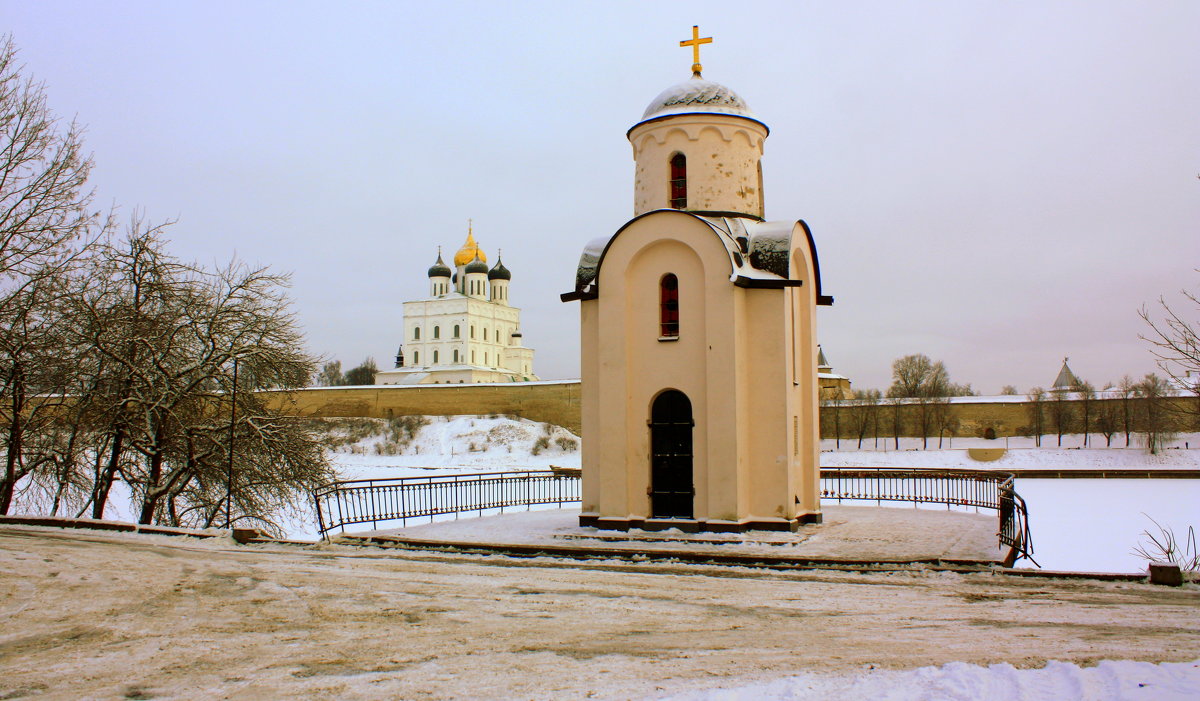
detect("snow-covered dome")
(636, 74), (759, 126)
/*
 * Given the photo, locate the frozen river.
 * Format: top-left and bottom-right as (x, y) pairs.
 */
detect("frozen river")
(1012, 478), (1199, 573)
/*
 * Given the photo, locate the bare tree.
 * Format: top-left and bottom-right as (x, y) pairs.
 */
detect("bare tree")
(1025, 388), (1046, 448)
(1000, 385), (1018, 396)
(1076, 381), (1095, 447)
(1095, 396), (1119, 447)
(886, 396), (904, 450)
(847, 389), (881, 449)
(1136, 373), (1176, 455)
(1140, 275), (1200, 429)
(1047, 390), (1074, 447)
(887, 354), (955, 449)
(1118, 375), (1137, 447)
(315, 360), (342, 387)
(0, 36), (103, 513)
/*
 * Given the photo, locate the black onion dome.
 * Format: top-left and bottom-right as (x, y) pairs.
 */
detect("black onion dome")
(465, 254), (489, 275)
(427, 252), (451, 278)
(488, 258), (511, 281)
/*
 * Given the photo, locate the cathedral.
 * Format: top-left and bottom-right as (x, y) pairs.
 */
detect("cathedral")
(375, 227), (538, 385)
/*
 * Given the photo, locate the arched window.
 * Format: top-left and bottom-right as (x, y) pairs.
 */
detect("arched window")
(433, 326), (440, 339)
(484, 327), (488, 341)
(669, 153), (687, 209)
(453, 324), (460, 338)
(453, 349), (459, 363)
(471, 326), (475, 339)
(660, 274), (679, 338)
(413, 351), (419, 365)
(413, 327), (420, 340)
(433, 350), (439, 363)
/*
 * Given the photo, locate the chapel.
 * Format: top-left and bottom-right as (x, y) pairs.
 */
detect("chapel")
(562, 27), (832, 532)
(375, 227), (538, 385)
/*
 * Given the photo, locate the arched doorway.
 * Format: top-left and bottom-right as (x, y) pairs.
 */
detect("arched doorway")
(649, 390), (694, 518)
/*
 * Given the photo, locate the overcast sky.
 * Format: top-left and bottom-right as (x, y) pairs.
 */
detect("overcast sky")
(6, 1), (1198, 393)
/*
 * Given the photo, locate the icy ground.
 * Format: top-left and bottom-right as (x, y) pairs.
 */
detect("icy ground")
(0, 525), (1196, 700)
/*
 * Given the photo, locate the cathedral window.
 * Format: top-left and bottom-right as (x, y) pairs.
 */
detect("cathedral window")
(433, 350), (439, 363)
(453, 324), (460, 339)
(413, 327), (420, 340)
(433, 326), (440, 339)
(669, 153), (687, 209)
(471, 326), (475, 339)
(660, 274), (679, 338)
(413, 351), (419, 365)
(453, 349), (459, 363)
(484, 327), (488, 341)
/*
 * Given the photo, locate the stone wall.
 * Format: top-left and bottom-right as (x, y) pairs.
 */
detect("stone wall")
(258, 382), (1195, 441)
(257, 381), (582, 434)
(821, 396), (1197, 440)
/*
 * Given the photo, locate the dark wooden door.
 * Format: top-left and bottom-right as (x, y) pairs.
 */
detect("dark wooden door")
(649, 390), (694, 518)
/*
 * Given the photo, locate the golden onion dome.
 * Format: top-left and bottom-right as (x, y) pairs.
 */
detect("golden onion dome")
(453, 230), (487, 267)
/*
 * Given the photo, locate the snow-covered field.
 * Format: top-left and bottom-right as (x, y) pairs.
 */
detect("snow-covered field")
(325, 414), (582, 481)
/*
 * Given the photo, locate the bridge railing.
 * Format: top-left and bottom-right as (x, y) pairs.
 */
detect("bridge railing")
(312, 467), (1033, 563)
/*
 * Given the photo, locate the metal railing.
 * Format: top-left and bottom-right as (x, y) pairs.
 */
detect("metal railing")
(313, 470), (581, 537)
(312, 468), (1033, 563)
(820, 468), (1034, 564)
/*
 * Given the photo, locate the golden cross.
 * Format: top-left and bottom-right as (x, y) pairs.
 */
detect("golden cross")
(679, 25), (712, 76)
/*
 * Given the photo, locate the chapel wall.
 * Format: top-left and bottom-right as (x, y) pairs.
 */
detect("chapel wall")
(629, 114), (767, 218)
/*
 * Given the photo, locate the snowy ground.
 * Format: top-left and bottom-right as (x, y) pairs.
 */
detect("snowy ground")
(0, 525), (1196, 700)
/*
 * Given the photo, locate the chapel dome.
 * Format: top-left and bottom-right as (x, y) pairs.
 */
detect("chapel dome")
(454, 231), (487, 267)
(427, 252), (451, 279)
(635, 74), (760, 127)
(488, 258), (511, 281)
(465, 254), (489, 275)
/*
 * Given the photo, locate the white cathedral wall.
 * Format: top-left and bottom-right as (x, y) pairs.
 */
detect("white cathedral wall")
(399, 294), (531, 381)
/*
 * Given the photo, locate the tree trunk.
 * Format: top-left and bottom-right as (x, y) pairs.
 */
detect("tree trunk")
(139, 449), (165, 524)
(92, 427), (123, 519)
(0, 377), (24, 515)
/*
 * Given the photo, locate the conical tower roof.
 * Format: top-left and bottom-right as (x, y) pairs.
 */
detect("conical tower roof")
(1052, 357), (1081, 391)
(817, 345), (831, 370)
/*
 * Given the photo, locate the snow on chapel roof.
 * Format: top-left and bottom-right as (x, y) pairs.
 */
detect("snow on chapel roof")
(632, 75), (767, 133)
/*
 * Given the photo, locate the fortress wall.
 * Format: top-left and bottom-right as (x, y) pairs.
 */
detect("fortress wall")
(257, 383), (1193, 441)
(257, 381), (583, 434)
(821, 396), (1196, 439)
